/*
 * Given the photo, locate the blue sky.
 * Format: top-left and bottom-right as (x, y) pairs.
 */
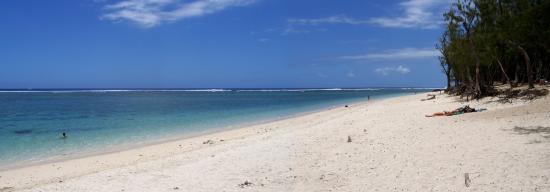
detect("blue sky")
(0, 0), (451, 89)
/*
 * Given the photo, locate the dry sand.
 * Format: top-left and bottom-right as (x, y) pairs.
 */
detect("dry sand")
(1, 92), (549, 191)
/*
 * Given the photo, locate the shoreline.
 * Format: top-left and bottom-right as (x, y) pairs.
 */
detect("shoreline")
(0, 92), (412, 172)
(0, 94), (390, 173)
(2, 92), (549, 191)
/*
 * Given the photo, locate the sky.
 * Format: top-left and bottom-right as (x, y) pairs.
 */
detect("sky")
(0, 0), (452, 89)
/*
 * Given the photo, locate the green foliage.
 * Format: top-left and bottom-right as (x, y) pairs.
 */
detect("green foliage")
(438, 0), (550, 98)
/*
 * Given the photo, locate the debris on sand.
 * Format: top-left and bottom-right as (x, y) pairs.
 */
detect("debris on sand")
(347, 136), (352, 143)
(421, 94), (436, 101)
(464, 173), (471, 187)
(202, 140), (214, 145)
(238, 180), (253, 188)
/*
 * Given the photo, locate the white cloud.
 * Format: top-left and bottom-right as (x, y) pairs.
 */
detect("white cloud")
(287, 15), (368, 26)
(258, 38), (269, 43)
(395, 65), (411, 74)
(283, 15), (367, 35)
(375, 65), (411, 76)
(101, 0), (256, 28)
(340, 48), (440, 60)
(286, 0), (449, 30)
(347, 71), (356, 78)
(369, 0), (449, 29)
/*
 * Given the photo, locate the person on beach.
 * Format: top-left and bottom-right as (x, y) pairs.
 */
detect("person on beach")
(425, 105), (485, 117)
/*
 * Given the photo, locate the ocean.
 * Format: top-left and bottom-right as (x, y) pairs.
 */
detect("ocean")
(0, 88), (429, 168)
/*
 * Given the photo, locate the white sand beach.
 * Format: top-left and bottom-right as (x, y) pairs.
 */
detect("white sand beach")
(1, 92), (549, 191)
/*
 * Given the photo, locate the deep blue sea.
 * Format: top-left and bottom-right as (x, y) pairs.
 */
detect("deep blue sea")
(0, 88), (429, 167)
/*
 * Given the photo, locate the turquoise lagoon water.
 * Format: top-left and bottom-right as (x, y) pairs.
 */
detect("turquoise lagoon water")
(0, 88), (428, 167)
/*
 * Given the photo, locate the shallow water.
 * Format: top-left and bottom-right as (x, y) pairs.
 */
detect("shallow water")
(0, 88), (428, 166)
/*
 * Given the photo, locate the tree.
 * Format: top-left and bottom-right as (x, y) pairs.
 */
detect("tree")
(437, 31), (453, 91)
(438, 0), (549, 98)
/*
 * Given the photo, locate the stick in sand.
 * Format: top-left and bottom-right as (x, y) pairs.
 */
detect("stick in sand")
(464, 173), (471, 187)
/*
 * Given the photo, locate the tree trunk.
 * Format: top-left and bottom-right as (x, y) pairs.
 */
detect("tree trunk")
(466, 67), (475, 96)
(441, 61), (452, 91)
(446, 71), (452, 91)
(537, 60), (543, 81)
(469, 38), (482, 97)
(514, 62), (520, 85)
(496, 57), (513, 88)
(517, 45), (534, 89)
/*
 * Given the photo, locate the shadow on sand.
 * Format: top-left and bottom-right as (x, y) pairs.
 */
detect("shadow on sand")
(512, 126), (550, 144)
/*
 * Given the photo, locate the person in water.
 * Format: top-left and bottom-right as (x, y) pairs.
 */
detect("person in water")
(61, 132), (67, 139)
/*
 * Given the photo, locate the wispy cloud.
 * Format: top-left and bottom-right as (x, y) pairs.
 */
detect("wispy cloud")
(283, 15), (362, 35)
(101, 0), (256, 28)
(340, 48), (440, 61)
(283, 15), (365, 35)
(375, 65), (411, 75)
(286, 0), (449, 30)
(369, 0), (449, 29)
(287, 15), (368, 26)
(258, 38), (269, 43)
